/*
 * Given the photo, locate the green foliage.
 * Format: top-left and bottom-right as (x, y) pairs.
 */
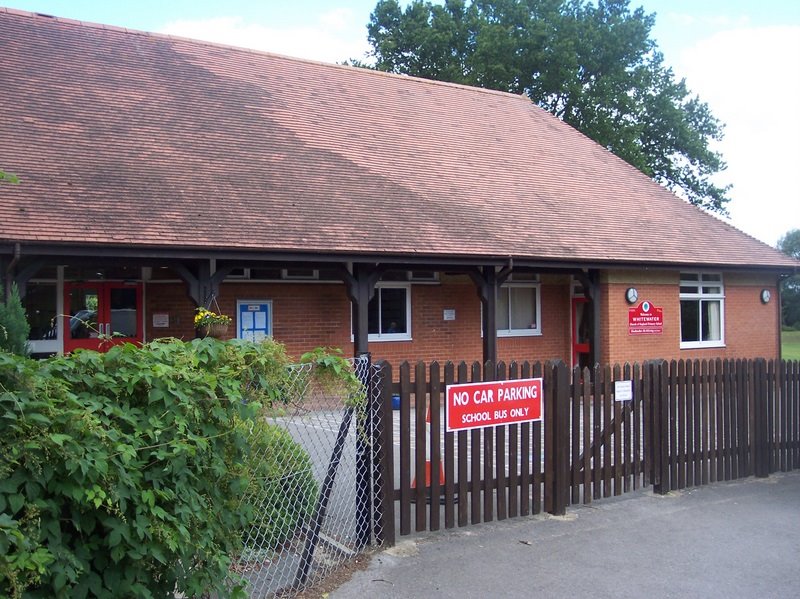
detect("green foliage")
(778, 229), (800, 260)
(366, 0), (730, 213)
(0, 337), (337, 598)
(241, 422), (318, 552)
(299, 347), (366, 408)
(0, 284), (30, 356)
(778, 229), (800, 330)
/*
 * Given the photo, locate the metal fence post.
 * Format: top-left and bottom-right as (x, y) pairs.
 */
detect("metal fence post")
(355, 352), (372, 550)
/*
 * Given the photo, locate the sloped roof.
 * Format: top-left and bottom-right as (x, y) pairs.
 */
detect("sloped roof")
(0, 8), (795, 270)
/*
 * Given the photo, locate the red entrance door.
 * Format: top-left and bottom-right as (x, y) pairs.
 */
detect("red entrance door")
(64, 282), (143, 353)
(572, 297), (592, 369)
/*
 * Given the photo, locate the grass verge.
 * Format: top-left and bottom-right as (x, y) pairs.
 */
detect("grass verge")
(781, 330), (800, 361)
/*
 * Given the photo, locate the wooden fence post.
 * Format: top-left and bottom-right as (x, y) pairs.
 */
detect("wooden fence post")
(652, 360), (671, 495)
(549, 360), (570, 516)
(754, 359), (769, 479)
(375, 361), (395, 546)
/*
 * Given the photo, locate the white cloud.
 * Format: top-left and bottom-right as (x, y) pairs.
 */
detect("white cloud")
(159, 10), (370, 64)
(676, 26), (800, 245)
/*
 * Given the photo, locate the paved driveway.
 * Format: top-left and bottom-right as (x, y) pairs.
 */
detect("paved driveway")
(332, 472), (800, 598)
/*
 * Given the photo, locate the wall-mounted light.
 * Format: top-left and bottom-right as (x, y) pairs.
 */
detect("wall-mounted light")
(760, 289), (771, 304)
(625, 287), (638, 304)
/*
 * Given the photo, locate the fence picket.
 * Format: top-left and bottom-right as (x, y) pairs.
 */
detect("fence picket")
(583, 367), (592, 502)
(508, 361), (520, 518)
(470, 362), (482, 525)
(520, 361), (533, 516)
(413, 362), (427, 531)
(444, 362), (456, 529)
(571, 366), (581, 505)
(624, 363), (633, 493)
(429, 361), (442, 531)
(399, 362), (412, 536)
(593, 364), (603, 500)
(496, 361), (508, 521)
(457, 362), (469, 527)
(613, 364), (623, 496)
(532, 362), (543, 514)
(678, 359), (688, 489)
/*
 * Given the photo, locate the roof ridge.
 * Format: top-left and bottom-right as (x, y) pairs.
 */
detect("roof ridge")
(0, 7), (532, 104)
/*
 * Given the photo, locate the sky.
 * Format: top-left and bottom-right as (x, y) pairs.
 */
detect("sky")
(6, 0), (800, 247)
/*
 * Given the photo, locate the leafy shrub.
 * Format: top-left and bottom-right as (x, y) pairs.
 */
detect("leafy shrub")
(0, 337), (331, 598)
(242, 422), (318, 551)
(0, 283), (30, 356)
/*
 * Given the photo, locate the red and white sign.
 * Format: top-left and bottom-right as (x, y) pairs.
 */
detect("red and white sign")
(628, 300), (664, 335)
(446, 378), (543, 432)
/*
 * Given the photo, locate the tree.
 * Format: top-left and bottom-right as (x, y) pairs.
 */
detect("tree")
(778, 229), (800, 329)
(365, 0), (730, 213)
(0, 283), (30, 355)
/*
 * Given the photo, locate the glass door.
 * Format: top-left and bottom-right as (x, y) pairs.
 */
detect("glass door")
(64, 282), (142, 353)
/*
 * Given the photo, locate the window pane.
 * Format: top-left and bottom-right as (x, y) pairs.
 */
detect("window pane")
(110, 288), (138, 338)
(24, 282), (57, 340)
(702, 300), (721, 341)
(510, 287), (536, 329)
(368, 294), (380, 334)
(496, 288), (510, 330)
(702, 286), (721, 295)
(680, 300), (699, 342)
(680, 286), (697, 294)
(380, 288), (407, 334)
(682, 273), (699, 281)
(701, 273), (721, 282)
(69, 288), (99, 339)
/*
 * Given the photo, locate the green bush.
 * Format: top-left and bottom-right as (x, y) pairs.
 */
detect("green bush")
(242, 422), (318, 552)
(0, 337), (330, 598)
(0, 283), (30, 356)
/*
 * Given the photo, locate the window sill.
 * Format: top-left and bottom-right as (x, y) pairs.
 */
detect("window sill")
(680, 341), (726, 350)
(368, 334), (412, 343)
(498, 330), (542, 338)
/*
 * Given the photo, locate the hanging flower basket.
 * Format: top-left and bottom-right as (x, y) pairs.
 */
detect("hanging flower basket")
(197, 322), (230, 339)
(195, 307), (232, 339)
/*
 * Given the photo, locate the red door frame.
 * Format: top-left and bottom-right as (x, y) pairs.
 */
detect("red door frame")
(63, 282), (143, 353)
(571, 297), (591, 366)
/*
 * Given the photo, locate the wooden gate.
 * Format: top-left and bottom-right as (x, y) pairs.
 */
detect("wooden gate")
(372, 358), (800, 545)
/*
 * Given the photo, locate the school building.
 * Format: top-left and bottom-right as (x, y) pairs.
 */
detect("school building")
(1, 9), (797, 367)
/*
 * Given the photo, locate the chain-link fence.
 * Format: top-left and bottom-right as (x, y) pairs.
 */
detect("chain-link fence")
(230, 356), (385, 598)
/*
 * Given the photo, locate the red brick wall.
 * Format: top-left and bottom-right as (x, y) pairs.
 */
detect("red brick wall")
(601, 271), (780, 365)
(143, 277), (573, 365)
(142, 270), (780, 368)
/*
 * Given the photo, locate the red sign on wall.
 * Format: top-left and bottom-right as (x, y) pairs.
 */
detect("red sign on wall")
(628, 300), (664, 335)
(446, 378), (543, 432)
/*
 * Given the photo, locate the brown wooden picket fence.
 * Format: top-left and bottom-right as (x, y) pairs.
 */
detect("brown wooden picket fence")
(372, 358), (800, 545)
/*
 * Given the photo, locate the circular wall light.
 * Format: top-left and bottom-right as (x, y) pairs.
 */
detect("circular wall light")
(625, 287), (638, 304)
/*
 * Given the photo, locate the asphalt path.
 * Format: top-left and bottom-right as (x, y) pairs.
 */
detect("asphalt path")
(331, 471), (800, 599)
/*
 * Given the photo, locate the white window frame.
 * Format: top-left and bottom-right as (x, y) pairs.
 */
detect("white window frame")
(281, 268), (319, 280)
(679, 272), (725, 349)
(369, 283), (412, 342)
(497, 281), (542, 337)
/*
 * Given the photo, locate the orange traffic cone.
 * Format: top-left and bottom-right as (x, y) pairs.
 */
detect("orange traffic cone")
(412, 405), (445, 490)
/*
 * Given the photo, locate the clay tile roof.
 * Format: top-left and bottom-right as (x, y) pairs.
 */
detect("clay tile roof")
(0, 9), (796, 270)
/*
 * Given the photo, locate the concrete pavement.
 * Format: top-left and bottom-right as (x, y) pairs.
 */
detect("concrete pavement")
(332, 472), (800, 598)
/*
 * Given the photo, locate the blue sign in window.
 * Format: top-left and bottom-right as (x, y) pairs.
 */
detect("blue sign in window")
(237, 300), (272, 342)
